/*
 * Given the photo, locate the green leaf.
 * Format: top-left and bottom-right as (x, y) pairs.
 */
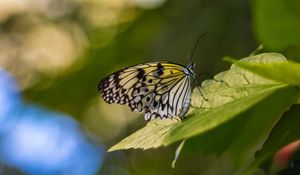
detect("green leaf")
(108, 119), (178, 151)
(184, 85), (298, 170)
(246, 104), (300, 174)
(224, 53), (300, 87)
(229, 86), (299, 170)
(108, 53), (298, 152)
(252, 0), (300, 50)
(164, 84), (286, 144)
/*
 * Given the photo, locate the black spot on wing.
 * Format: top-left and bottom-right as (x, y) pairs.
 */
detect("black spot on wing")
(98, 69), (122, 92)
(98, 69), (129, 105)
(98, 77), (107, 92)
(161, 103), (166, 111)
(137, 68), (145, 79)
(157, 63), (164, 69)
(156, 63), (164, 76)
(157, 70), (163, 76)
(153, 101), (158, 107)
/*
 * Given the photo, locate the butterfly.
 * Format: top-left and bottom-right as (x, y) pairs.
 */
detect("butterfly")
(98, 61), (201, 121)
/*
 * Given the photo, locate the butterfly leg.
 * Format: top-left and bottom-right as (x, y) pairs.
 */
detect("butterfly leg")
(197, 86), (208, 101)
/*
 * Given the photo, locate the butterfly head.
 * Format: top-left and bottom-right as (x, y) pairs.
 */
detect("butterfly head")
(187, 62), (195, 71)
(186, 62), (196, 79)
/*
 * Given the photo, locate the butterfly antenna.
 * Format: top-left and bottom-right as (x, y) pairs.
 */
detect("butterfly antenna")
(189, 33), (206, 63)
(186, 52), (191, 61)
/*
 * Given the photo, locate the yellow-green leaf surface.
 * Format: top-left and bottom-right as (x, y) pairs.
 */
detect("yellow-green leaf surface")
(108, 53), (298, 152)
(183, 84), (298, 171)
(225, 53), (300, 87)
(108, 119), (178, 151)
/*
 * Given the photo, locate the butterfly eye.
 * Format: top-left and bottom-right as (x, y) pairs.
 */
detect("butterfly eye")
(187, 62), (195, 71)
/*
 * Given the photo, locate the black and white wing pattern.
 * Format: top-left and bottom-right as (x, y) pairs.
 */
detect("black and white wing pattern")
(98, 62), (194, 120)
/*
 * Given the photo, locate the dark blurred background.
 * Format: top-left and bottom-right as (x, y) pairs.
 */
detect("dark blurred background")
(0, 0), (299, 174)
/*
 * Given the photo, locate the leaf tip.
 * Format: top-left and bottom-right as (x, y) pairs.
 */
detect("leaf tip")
(107, 147), (117, 152)
(107, 145), (123, 152)
(223, 56), (237, 63)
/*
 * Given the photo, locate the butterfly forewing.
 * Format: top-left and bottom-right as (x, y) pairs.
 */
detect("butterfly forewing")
(98, 62), (193, 120)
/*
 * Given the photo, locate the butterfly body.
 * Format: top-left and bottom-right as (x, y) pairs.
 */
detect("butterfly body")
(98, 62), (196, 120)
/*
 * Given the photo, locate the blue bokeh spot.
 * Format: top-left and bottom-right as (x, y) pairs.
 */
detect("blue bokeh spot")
(0, 69), (104, 175)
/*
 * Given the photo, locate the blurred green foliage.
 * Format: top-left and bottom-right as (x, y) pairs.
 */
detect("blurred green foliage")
(252, 0), (300, 61)
(24, 0), (257, 119)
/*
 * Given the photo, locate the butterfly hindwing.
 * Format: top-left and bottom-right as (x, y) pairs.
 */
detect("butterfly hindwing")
(98, 62), (193, 120)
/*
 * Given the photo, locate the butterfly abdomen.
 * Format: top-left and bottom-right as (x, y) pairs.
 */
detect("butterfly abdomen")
(178, 87), (192, 118)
